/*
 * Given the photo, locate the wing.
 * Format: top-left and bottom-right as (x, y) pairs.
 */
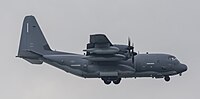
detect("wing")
(90, 34), (112, 46)
(83, 34), (126, 61)
(84, 34), (119, 54)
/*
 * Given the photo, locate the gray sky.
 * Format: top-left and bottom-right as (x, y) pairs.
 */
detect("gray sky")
(0, 0), (199, 99)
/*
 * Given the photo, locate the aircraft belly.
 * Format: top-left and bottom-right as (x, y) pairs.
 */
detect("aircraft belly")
(82, 71), (136, 78)
(133, 71), (177, 78)
(100, 72), (118, 76)
(134, 71), (162, 77)
(83, 64), (135, 78)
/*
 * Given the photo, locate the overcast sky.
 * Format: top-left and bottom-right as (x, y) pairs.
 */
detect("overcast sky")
(0, 0), (199, 99)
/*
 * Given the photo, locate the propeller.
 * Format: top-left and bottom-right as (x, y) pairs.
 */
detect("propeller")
(127, 37), (133, 53)
(127, 37), (137, 64)
(128, 37), (131, 48)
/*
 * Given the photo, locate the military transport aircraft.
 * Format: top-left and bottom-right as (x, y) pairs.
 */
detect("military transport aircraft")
(17, 16), (187, 85)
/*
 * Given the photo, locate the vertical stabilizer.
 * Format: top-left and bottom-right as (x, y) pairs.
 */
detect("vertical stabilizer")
(17, 15), (51, 59)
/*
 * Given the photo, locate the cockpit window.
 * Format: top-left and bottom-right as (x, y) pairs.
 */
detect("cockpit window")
(168, 56), (177, 61)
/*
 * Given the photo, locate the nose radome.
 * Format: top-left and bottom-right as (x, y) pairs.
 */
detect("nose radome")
(181, 64), (188, 72)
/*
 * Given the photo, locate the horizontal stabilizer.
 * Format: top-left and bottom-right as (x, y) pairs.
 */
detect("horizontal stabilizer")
(24, 58), (43, 64)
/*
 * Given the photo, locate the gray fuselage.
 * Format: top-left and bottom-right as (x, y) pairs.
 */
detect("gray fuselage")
(42, 52), (187, 79)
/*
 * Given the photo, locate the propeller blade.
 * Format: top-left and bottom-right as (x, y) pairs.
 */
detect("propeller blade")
(127, 37), (133, 50)
(127, 37), (131, 54)
(132, 43), (134, 50)
(128, 37), (130, 47)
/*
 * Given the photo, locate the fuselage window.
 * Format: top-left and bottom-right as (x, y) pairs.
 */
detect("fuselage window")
(168, 56), (177, 61)
(168, 56), (180, 65)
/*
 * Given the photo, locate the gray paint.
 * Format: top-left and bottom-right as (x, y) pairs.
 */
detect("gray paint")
(17, 16), (187, 85)
(1, 0), (199, 99)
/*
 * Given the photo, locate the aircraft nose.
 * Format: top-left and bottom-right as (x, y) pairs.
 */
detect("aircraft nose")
(180, 63), (187, 72)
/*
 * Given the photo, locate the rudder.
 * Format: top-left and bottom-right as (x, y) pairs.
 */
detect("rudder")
(17, 16), (52, 63)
